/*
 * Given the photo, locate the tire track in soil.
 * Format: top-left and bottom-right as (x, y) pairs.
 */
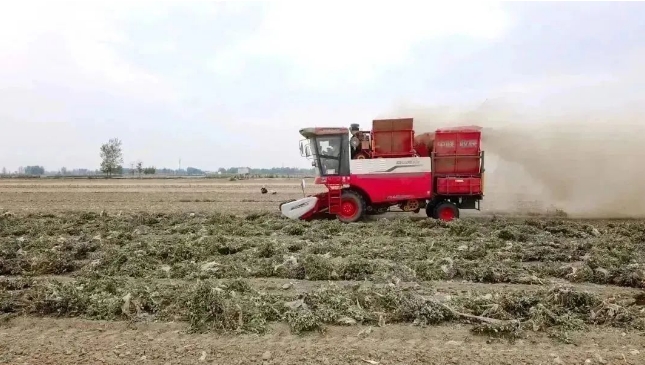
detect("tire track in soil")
(0, 318), (642, 365)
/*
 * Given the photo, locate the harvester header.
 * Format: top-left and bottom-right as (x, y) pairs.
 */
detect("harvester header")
(282, 117), (484, 222)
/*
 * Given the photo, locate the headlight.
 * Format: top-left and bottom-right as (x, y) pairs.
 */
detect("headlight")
(350, 136), (360, 148)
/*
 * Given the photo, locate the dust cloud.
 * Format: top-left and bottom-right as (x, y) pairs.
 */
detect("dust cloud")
(379, 84), (645, 218)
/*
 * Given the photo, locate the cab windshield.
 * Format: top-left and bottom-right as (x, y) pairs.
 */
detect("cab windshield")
(311, 134), (349, 176)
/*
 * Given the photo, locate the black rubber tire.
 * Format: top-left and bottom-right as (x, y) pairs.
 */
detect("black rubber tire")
(433, 201), (460, 221)
(337, 190), (366, 223)
(425, 200), (437, 218)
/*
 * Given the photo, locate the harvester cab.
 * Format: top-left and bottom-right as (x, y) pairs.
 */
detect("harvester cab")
(298, 127), (351, 178)
(281, 118), (485, 223)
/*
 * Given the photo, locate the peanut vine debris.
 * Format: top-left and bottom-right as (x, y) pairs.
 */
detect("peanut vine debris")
(1, 211), (644, 340)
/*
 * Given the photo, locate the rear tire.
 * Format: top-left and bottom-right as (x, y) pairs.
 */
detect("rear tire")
(337, 190), (365, 223)
(433, 201), (459, 221)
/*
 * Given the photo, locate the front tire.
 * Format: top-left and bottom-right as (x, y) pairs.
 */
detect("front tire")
(337, 190), (365, 223)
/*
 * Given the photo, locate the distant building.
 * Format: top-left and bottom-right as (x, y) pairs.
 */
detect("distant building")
(237, 167), (250, 175)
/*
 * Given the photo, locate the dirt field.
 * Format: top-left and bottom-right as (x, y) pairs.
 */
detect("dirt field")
(1, 178), (644, 364)
(0, 178), (316, 214)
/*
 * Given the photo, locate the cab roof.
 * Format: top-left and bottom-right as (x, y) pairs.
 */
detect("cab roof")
(299, 127), (349, 138)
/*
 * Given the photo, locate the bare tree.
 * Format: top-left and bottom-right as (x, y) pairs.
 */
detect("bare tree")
(60, 167), (67, 175)
(1, 167), (6, 175)
(136, 161), (143, 177)
(100, 138), (124, 177)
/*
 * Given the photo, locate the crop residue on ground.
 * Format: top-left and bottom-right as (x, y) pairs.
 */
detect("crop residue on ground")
(1, 210), (644, 341)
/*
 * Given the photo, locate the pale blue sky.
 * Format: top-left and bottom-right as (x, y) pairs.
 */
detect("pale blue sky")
(1, 1), (643, 171)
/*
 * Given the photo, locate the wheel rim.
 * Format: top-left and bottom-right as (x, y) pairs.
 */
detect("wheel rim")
(340, 199), (358, 218)
(438, 206), (455, 221)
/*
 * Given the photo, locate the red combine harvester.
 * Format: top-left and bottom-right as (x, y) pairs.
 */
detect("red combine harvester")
(279, 118), (484, 222)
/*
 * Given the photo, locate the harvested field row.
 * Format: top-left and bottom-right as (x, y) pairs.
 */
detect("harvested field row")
(0, 197), (289, 214)
(2, 179), (645, 364)
(0, 178), (321, 214)
(1, 211), (643, 288)
(1, 211), (645, 341)
(1, 275), (643, 340)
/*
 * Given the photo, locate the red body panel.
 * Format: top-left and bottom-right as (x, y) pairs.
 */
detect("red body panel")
(433, 130), (481, 155)
(353, 118), (418, 159)
(315, 176), (349, 185)
(433, 129), (482, 175)
(433, 154), (482, 175)
(372, 130), (416, 158)
(436, 177), (482, 195)
(349, 173), (432, 203)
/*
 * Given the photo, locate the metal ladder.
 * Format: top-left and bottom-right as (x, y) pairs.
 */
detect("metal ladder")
(328, 186), (342, 214)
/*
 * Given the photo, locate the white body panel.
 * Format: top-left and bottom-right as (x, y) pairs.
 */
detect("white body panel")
(349, 157), (432, 175)
(280, 196), (319, 219)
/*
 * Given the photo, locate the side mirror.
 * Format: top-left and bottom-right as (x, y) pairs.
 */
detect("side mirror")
(299, 140), (312, 157)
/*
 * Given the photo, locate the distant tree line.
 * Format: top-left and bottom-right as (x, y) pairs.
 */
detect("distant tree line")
(2, 166), (46, 176)
(0, 138), (313, 178)
(24, 166), (45, 175)
(0, 165), (310, 177)
(216, 167), (314, 175)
